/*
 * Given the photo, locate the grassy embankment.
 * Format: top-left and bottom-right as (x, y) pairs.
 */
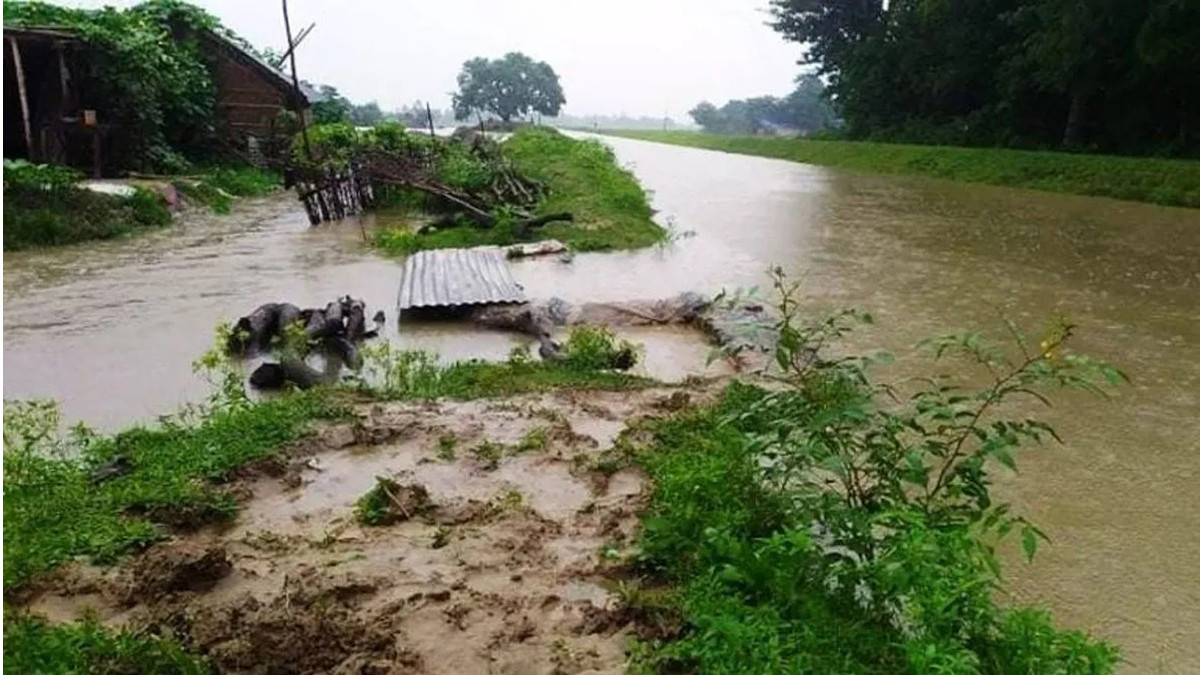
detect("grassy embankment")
(374, 126), (666, 254)
(2, 162), (280, 250)
(2, 327), (647, 670)
(601, 130), (1200, 208)
(170, 166), (282, 215)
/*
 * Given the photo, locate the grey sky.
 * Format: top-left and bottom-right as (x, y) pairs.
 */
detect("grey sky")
(65, 0), (802, 120)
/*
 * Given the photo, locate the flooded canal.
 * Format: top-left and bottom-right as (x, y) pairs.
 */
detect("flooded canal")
(5, 135), (1200, 671)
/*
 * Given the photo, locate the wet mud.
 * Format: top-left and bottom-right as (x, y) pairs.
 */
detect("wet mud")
(18, 385), (719, 674)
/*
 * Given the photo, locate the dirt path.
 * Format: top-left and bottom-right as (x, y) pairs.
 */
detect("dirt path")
(18, 384), (717, 674)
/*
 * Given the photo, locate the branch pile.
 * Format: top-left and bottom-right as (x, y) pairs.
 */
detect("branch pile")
(365, 133), (571, 234)
(289, 123), (572, 235)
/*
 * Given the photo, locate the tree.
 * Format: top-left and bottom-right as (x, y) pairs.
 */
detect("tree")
(688, 102), (721, 130)
(348, 101), (383, 126)
(768, 0), (1200, 155)
(452, 52), (566, 122)
(309, 84), (352, 124)
(688, 77), (835, 135)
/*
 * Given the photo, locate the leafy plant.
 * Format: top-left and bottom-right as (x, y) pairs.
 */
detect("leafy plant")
(3, 166), (171, 250)
(353, 332), (649, 402)
(631, 269), (1124, 673)
(561, 325), (640, 372)
(470, 440), (504, 471)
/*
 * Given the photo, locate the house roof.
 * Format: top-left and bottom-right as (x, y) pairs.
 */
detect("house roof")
(3, 22), (308, 108)
(3, 26), (83, 43)
(198, 29), (309, 108)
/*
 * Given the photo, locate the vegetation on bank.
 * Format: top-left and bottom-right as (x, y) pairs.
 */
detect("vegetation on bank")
(2, 160), (280, 249)
(4, 618), (208, 674)
(2, 393), (345, 590)
(601, 130), (1200, 208)
(172, 166), (282, 214)
(3, 325), (648, 668)
(372, 126), (665, 254)
(627, 271), (1125, 672)
(356, 327), (647, 400)
(3, 160), (171, 250)
(2, 327), (643, 589)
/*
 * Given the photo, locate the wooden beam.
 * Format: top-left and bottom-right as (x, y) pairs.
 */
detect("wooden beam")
(55, 43), (70, 104)
(217, 102), (291, 109)
(270, 22), (314, 67)
(281, 0), (311, 160)
(9, 36), (34, 159)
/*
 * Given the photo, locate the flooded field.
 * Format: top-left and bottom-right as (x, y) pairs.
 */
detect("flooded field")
(5, 134), (1200, 671)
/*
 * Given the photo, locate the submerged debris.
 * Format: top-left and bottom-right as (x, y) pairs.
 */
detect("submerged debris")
(229, 296), (386, 390)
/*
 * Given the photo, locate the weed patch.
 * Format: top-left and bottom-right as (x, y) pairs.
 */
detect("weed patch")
(4, 617), (207, 674)
(627, 271), (1124, 673)
(354, 327), (651, 401)
(2, 392), (346, 591)
(3, 161), (171, 250)
(354, 477), (431, 526)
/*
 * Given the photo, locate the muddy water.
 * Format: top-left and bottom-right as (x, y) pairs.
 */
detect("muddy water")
(5, 136), (1200, 671)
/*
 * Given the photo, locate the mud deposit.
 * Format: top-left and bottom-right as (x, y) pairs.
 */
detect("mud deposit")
(17, 385), (714, 674)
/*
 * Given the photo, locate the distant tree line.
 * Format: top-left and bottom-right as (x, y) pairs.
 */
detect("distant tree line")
(689, 74), (837, 135)
(302, 82), (456, 128)
(769, 0), (1200, 156)
(544, 114), (683, 131)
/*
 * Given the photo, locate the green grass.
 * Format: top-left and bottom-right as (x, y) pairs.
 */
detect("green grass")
(358, 326), (650, 400)
(2, 163), (279, 249)
(601, 130), (1200, 208)
(200, 166), (280, 197)
(3, 185), (172, 250)
(4, 617), (208, 674)
(2, 393), (346, 591)
(175, 166), (281, 214)
(628, 383), (1120, 673)
(374, 127), (666, 255)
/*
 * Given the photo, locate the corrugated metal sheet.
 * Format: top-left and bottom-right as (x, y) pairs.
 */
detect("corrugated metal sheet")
(397, 247), (526, 310)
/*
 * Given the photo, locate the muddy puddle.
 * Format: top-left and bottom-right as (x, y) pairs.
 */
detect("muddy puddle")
(21, 385), (710, 674)
(6, 134), (1200, 671)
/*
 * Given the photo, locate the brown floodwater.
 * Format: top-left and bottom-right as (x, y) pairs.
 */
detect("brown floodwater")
(5, 134), (1200, 671)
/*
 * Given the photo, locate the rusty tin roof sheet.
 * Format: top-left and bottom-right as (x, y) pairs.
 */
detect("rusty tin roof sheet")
(397, 247), (526, 310)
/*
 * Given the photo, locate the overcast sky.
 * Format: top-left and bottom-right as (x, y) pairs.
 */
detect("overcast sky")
(65, 0), (802, 119)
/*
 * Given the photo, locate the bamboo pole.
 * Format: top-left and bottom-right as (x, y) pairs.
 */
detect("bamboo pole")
(281, 0), (311, 161)
(9, 37), (34, 159)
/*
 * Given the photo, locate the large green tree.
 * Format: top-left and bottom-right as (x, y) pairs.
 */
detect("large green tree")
(452, 53), (566, 122)
(768, 0), (1200, 155)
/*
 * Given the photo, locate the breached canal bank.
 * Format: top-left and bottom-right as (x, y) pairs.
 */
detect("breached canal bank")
(5, 134), (1200, 671)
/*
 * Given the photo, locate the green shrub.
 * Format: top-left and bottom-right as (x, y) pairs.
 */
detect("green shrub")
(202, 166), (280, 196)
(3, 161), (172, 249)
(631, 270), (1123, 673)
